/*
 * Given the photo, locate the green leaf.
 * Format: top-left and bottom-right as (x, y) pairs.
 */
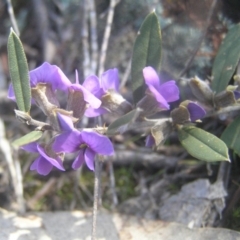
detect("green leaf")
(8, 29), (31, 113)
(12, 131), (42, 147)
(221, 115), (240, 156)
(211, 24), (240, 93)
(106, 108), (142, 135)
(178, 126), (230, 162)
(131, 11), (162, 104)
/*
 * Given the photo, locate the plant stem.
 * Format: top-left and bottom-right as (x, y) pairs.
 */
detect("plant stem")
(91, 157), (102, 240)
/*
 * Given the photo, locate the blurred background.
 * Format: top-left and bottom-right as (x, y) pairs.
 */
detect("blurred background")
(1, 0), (240, 231)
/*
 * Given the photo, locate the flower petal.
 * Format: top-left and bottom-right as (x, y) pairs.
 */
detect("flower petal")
(57, 113), (74, 131)
(81, 130), (114, 155)
(187, 102), (206, 122)
(36, 157), (53, 175)
(53, 131), (82, 153)
(159, 81), (179, 102)
(143, 66), (161, 91)
(30, 156), (41, 170)
(101, 68), (119, 92)
(72, 149), (85, 170)
(21, 142), (39, 153)
(145, 135), (155, 147)
(30, 62), (71, 91)
(84, 148), (96, 171)
(234, 91), (240, 100)
(84, 107), (108, 117)
(37, 145), (65, 171)
(7, 84), (16, 101)
(70, 84), (101, 109)
(82, 75), (103, 98)
(147, 85), (169, 109)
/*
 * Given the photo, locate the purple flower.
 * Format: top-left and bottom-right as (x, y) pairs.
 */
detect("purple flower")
(53, 113), (114, 170)
(143, 66), (179, 109)
(22, 142), (65, 176)
(8, 62), (72, 100)
(145, 135), (155, 148)
(186, 102), (206, 122)
(83, 69), (119, 117)
(67, 71), (102, 115)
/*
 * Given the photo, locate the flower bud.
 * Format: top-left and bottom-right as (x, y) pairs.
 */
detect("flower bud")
(101, 90), (132, 116)
(137, 94), (164, 117)
(189, 77), (213, 105)
(150, 120), (172, 149)
(171, 105), (190, 125)
(31, 83), (58, 116)
(67, 87), (87, 120)
(213, 90), (236, 109)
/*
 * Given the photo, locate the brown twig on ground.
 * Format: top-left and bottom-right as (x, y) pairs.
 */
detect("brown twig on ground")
(27, 177), (57, 209)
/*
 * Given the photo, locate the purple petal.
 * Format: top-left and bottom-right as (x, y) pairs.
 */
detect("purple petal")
(53, 131), (82, 153)
(75, 70), (80, 85)
(32, 157), (53, 175)
(84, 107), (108, 117)
(84, 148), (96, 171)
(234, 91), (240, 100)
(21, 142), (38, 153)
(81, 130), (114, 155)
(30, 62), (71, 91)
(7, 84), (16, 101)
(187, 102), (206, 122)
(70, 84), (101, 109)
(72, 149), (85, 170)
(147, 85), (169, 109)
(145, 135), (155, 147)
(83, 75), (99, 90)
(57, 113), (74, 131)
(101, 69), (119, 92)
(30, 157), (41, 170)
(37, 145), (65, 171)
(143, 66), (161, 91)
(158, 81), (179, 102)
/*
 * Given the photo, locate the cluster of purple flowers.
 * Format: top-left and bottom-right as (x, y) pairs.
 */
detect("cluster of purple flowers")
(8, 63), (205, 175)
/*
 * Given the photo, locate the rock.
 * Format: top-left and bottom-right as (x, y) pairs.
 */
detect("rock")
(1, 207), (240, 240)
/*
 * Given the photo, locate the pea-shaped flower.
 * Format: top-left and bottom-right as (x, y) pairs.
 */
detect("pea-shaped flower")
(53, 113), (114, 170)
(21, 142), (65, 176)
(8, 62), (72, 100)
(83, 69), (132, 117)
(137, 66), (179, 116)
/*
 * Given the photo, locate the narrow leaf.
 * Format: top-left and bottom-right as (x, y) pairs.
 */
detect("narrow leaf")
(221, 115), (240, 156)
(12, 131), (42, 147)
(8, 29), (31, 112)
(178, 126), (230, 162)
(131, 11), (162, 104)
(211, 24), (240, 93)
(106, 108), (142, 135)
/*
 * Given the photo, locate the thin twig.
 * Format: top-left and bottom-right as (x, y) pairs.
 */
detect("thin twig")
(88, 0), (98, 75)
(91, 158), (102, 240)
(6, 0), (20, 36)
(98, 0), (118, 76)
(120, 58), (132, 90)
(177, 0), (218, 78)
(0, 118), (25, 213)
(28, 177), (57, 209)
(82, 0), (91, 78)
(108, 157), (118, 209)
